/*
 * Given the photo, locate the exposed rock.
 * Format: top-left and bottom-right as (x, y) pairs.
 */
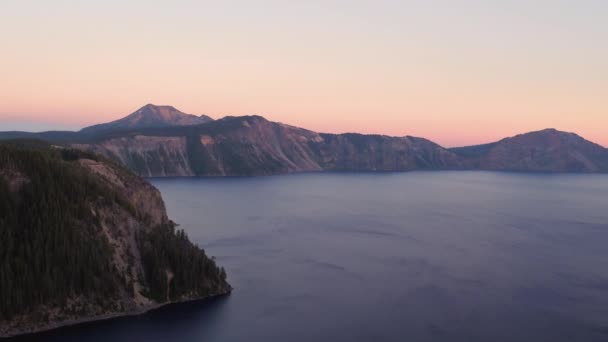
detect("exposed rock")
(73, 136), (195, 177)
(0, 144), (230, 337)
(74, 115), (463, 176)
(0, 169), (29, 193)
(2, 105), (607, 175)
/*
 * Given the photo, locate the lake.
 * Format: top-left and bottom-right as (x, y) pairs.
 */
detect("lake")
(14, 172), (608, 341)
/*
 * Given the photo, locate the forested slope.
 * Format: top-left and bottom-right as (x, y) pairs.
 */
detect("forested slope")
(0, 141), (230, 337)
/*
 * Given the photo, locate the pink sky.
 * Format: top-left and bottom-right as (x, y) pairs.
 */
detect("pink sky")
(1, 1), (606, 147)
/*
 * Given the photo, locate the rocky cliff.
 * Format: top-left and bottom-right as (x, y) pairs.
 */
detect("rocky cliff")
(73, 115), (464, 176)
(2, 105), (607, 175)
(0, 141), (230, 337)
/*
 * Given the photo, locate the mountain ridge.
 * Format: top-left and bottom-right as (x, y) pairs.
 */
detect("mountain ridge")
(1, 106), (606, 175)
(80, 104), (214, 134)
(451, 128), (608, 172)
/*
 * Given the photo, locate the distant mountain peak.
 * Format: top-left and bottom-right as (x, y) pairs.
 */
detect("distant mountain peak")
(452, 127), (608, 172)
(533, 128), (573, 135)
(504, 128), (586, 145)
(513, 128), (567, 136)
(80, 104), (214, 133)
(137, 103), (180, 113)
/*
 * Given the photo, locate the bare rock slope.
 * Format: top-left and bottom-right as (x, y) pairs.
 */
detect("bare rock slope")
(75, 115), (464, 176)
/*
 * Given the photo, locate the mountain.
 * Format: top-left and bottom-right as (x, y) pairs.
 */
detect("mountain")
(72, 115), (463, 176)
(0, 131), (81, 142)
(0, 141), (230, 337)
(451, 128), (608, 172)
(1, 105), (607, 175)
(80, 104), (214, 134)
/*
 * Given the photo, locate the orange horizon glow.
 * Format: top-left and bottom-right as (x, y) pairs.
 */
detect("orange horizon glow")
(1, 1), (606, 148)
(1, 103), (605, 148)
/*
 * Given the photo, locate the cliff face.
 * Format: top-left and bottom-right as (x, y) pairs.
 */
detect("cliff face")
(0, 142), (230, 337)
(316, 134), (463, 172)
(75, 117), (608, 176)
(2, 105), (607, 175)
(73, 136), (196, 177)
(73, 116), (463, 177)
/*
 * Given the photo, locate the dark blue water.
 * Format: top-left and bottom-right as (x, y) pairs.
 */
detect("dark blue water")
(14, 172), (608, 341)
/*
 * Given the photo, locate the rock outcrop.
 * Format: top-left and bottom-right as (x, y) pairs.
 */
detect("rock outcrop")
(0, 142), (230, 337)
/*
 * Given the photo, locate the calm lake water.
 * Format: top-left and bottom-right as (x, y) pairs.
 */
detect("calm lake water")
(14, 172), (608, 341)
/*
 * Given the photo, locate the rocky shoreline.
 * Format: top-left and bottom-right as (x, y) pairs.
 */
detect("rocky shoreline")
(1, 289), (232, 339)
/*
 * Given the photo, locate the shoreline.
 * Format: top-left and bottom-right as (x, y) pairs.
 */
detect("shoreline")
(2, 290), (232, 339)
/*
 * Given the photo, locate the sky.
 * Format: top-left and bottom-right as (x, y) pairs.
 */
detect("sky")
(0, 0), (606, 147)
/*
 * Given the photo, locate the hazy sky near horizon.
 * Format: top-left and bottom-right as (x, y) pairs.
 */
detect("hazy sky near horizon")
(1, 0), (606, 147)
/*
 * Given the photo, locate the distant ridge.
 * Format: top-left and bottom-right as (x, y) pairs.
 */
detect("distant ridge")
(450, 128), (608, 172)
(80, 104), (213, 134)
(1, 105), (607, 175)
